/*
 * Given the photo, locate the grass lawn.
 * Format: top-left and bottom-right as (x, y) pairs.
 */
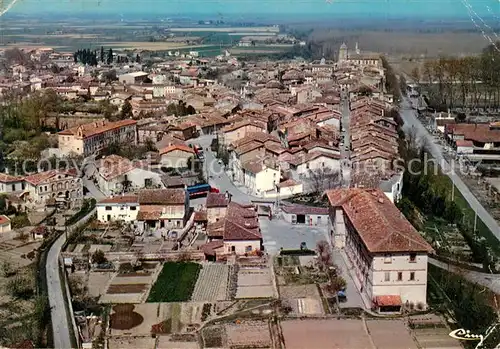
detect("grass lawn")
(147, 262), (201, 302)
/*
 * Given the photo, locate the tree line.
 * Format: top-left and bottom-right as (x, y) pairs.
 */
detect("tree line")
(411, 41), (500, 110)
(74, 47), (141, 66)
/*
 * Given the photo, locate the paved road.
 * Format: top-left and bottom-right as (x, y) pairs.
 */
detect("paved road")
(429, 258), (500, 294)
(82, 161), (106, 200)
(197, 135), (276, 203)
(399, 98), (500, 237)
(46, 229), (72, 349)
(340, 93), (351, 188)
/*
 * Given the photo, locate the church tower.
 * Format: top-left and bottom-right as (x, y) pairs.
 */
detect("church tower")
(338, 43), (348, 62)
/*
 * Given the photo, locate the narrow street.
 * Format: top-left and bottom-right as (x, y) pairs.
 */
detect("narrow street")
(340, 92), (351, 188)
(197, 135), (276, 203)
(46, 228), (72, 349)
(399, 98), (500, 238)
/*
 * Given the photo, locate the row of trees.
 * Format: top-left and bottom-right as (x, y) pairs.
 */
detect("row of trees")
(396, 121), (497, 270)
(411, 41), (500, 109)
(74, 47), (141, 66)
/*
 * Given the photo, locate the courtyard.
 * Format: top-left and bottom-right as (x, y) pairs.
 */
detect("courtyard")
(259, 216), (329, 254)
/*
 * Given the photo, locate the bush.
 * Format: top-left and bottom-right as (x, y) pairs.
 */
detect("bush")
(7, 275), (34, 300)
(66, 198), (96, 226)
(91, 250), (107, 265)
(280, 249), (316, 256)
(11, 213), (30, 229)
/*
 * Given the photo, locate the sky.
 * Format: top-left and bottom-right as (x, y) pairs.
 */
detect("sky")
(7, 0), (500, 19)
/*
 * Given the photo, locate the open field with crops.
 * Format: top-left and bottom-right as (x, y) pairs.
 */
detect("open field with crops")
(169, 26), (279, 33)
(147, 262), (201, 302)
(191, 263), (230, 302)
(102, 42), (209, 50)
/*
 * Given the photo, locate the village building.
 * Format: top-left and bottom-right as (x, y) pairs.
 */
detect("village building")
(58, 119), (138, 157)
(203, 200), (262, 259)
(96, 195), (139, 223)
(23, 169), (83, 209)
(159, 144), (197, 169)
(136, 188), (189, 231)
(326, 188), (434, 312)
(95, 155), (163, 196)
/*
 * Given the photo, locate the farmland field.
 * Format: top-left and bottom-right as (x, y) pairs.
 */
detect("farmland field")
(101, 42), (209, 50)
(191, 263), (230, 301)
(169, 26), (279, 33)
(147, 262), (201, 302)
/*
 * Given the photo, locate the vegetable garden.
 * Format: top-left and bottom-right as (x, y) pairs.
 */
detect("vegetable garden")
(147, 262), (201, 302)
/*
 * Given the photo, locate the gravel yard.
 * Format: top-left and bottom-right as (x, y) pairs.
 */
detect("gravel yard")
(226, 321), (271, 347)
(236, 268), (275, 299)
(191, 263), (229, 301)
(279, 285), (321, 299)
(367, 320), (418, 349)
(281, 319), (372, 349)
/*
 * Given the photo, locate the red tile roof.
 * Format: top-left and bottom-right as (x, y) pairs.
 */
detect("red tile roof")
(0, 173), (23, 183)
(138, 188), (186, 205)
(281, 204), (328, 215)
(99, 195), (138, 204)
(206, 193), (229, 208)
(374, 295), (402, 307)
(98, 155), (135, 181)
(159, 144), (196, 155)
(325, 188), (433, 253)
(0, 214), (10, 225)
(24, 169), (78, 186)
(207, 202), (262, 241)
(58, 119), (137, 139)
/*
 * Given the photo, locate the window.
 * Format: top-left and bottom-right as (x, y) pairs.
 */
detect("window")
(11, 184), (15, 191)
(384, 272), (390, 282)
(105, 206), (112, 211)
(397, 272), (403, 281)
(384, 254), (392, 264)
(410, 272), (415, 281)
(409, 253), (417, 263)
(306, 163), (309, 169)
(130, 206), (136, 211)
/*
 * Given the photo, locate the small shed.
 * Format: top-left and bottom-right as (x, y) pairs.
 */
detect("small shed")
(281, 204), (329, 225)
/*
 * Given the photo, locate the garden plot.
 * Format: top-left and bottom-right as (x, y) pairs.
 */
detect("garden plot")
(100, 273), (155, 303)
(147, 262), (201, 302)
(109, 302), (206, 337)
(236, 267), (275, 299)
(108, 336), (155, 349)
(226, 321), (271, 348)
(191, 263), (229, 301)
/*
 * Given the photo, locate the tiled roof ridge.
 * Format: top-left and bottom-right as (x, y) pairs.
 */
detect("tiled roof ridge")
(224, 218), (261, 240)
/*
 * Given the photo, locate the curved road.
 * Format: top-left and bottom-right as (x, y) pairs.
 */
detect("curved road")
(399, 98), (500, 237)
(46, 229), (72, 349)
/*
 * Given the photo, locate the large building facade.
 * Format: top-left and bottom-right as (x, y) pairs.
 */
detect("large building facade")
(58, 119), (138, 157)
(326, 188), (433, 312)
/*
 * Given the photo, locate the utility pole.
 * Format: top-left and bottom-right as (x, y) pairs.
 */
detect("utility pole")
(451, 182), (455, 201)
(474, 209), (478, 234)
